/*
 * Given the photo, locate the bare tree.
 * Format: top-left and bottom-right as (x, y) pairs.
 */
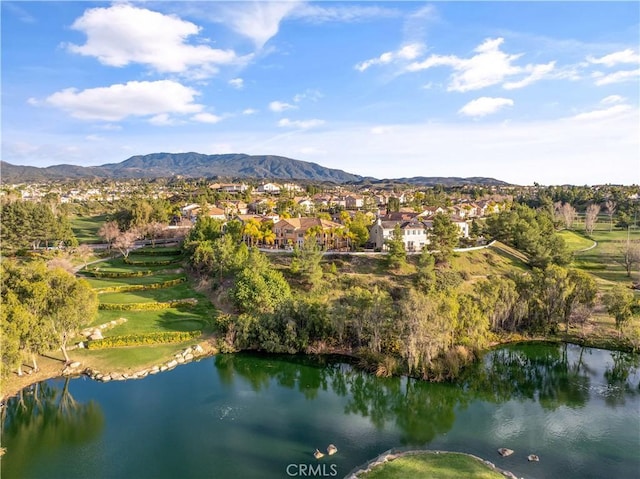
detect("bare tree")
(584, 204), (600, 235)
(46, 257), (75, 274)
(145, 221), (166, 248)
(605, 200), (617, 231)
(113, 230), (138, 258)
(560, 202), (577, 230)
(618, 243), (640, 277)
(98, 221), (120, 251)
(74, 243), (93, 269)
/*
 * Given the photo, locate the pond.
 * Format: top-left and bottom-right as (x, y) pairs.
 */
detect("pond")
(2, 343), (639, 479)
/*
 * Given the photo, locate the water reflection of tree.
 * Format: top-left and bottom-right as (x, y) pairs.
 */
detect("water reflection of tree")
(213, 346), (640, 446)
(1, 378), (105, 477)
(603, 351), (640, 407)
(459, 343), (593, 410)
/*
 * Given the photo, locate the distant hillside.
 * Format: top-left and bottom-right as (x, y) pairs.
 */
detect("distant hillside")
(1, 153), (511, 186)
(352, 176), (511, 187)
(1, 153), (362, 183)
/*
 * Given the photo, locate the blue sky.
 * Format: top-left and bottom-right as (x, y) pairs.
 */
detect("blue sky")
(2, 1), (639, 185)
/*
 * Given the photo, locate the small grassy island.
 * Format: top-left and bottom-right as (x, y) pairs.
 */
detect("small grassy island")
(350, 451), (507, 479)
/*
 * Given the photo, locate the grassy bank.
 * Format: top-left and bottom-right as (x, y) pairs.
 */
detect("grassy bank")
(1, 245), (218, 401)
(354, 451), (505, 479)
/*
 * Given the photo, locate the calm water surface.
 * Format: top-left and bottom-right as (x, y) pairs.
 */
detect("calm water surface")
(2, 343), (639, 479)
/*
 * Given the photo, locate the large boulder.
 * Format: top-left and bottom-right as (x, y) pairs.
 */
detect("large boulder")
(498, 448), (514, 457)
(89, 331), (103, 341)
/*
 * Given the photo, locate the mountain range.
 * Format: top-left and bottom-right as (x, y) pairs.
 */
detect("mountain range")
(1, 152), (509, 186)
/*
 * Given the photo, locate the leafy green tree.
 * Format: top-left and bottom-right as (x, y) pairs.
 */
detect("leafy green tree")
(291, 238), (324, 289)
(604, 286), (637, 335)
(231, 248), (291, 314)
(563, 269), (597, 332)
(46, 267), (98, 363)
(397, 289), (456, 378)
(185, 216), (224, 245)
(474, 276), (521, 332)
(387, 197), (401, 213)
(415, 248), (436, 293)
(224, 219), (243, 243)
(1, 261), (56, 374)
(455, 294), (491, 349)
(348, 212), (372, 248)
(0, 201), (77, 253)
(428, 213), (459, 264)
(385, 224), (406, 269)
(485, 203), (571, 268)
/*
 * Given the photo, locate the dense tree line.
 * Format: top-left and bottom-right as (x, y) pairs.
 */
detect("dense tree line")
(485, 203), (571, 268)
(207, 245), (600, 380)
(1, 261), (98, 378)
(0, 200), (77, 254)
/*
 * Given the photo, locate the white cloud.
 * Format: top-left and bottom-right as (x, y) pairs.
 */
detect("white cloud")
(67, 4), (241, 75)
(278, 118), (325, 129)
(192, 113), (222, 124)
(503, 61), (555, 89)
(601, 95), (625, 105)
(405, 37), (555, 92)
(355, 42), (425, 71)
(242, 108), (258, 115)
(593, 68), (640, 86)
(85, 134), (103, 141)
(371, 126), (393, 135)
(229, 78), (244, 89)
(149, 114), (177, 126)
(293, 89), (323, 103)
(45, 80), (203, 121)
(290, 4), (400, 23)
(27, 97), (39, 106)
(215, 1), (302, 49)
(459, 97), (514, 117)
(587, 49), (640, 67)
(269, 101), (297, 112)
(571, 104), (632, 121)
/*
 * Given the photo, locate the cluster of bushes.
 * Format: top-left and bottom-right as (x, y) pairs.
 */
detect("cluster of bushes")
(96, 277), (187, 293)
(87, 330), (201, 349)
(89, 270), (154, 278)
(99, 298), (198, 311)
(123, 258), (182, 266)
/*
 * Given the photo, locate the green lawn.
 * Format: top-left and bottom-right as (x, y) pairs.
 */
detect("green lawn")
(71, 214), (108, 244)
(84, 257), (181, 273)
(98, 282), (199, 304)
(73, 342), (201, 372)
(358, 452), (504, 479)
(557, 230), (595, 252)
(571, 226), (640, 288)
(86, 273), (186, 290)
(90, 308), (207, 335)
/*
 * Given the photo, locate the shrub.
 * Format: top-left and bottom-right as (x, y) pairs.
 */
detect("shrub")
(89, 270), (154, 278)
(87, 330), (201, 349)
(96, 277), (187, 293)
(123, 258), (182, 266)
(98, 298), (198, 311)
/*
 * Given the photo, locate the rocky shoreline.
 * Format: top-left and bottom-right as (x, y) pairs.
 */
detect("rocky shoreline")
(80, 344), (205, 382)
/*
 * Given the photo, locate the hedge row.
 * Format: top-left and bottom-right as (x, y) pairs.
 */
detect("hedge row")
(123, 258), (183, 266)
(87, 330), (201, 349)
(89, 270), (154, 278)
(131, 248), (183, 256)
(98, 298), (198, 311)
(96, 277), (187, 294)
